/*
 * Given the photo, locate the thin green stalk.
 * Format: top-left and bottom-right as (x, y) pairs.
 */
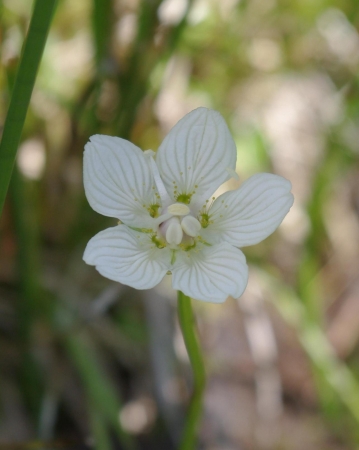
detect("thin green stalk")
(0, 0), (58, 217)
(177, 291), (206, 450)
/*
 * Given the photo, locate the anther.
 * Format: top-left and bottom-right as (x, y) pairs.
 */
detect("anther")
(167, 203), (190, 216)
(181, 216), (201, 237)
(166, 222), (183, 245)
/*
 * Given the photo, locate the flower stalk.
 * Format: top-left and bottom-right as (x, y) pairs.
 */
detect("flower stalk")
(177, 291), (206, 450)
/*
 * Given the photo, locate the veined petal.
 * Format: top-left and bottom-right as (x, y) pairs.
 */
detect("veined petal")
(172, 243), (248, 303)
(84, 135), (159, 229)
(201, 173), (294, 247)
(83, 226), (171, 290)
(156, 108), (237, 207)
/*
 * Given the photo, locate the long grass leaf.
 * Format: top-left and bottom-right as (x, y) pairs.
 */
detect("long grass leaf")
(0, 0), (58, 216)
(89, 406), (113, 450)
(91, 0), (113, 67)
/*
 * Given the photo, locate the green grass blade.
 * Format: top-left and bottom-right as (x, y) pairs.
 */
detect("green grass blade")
(65, 334), (136, 450)
(91, 0), (113, 67)
(89, 406), (113, 450)
(0, 0), (58, 217)
(267, 273), (359, 426)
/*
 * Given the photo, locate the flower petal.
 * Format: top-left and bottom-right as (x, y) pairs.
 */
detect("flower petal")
(156, 108), (237, 207)
(83, 226), (171, 289)
(84, 135), (159, 228)
(172, 243), (248, 303)
(201, 173), (294, 247)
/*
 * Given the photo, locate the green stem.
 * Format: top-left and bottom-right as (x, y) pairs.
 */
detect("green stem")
(0, 0), (58, 217)
(177, 291), (206, 450)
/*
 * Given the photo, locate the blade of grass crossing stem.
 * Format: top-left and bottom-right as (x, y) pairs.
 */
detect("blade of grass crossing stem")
(177, 291), (206, 450)
(65, 334), (136, 450)
(0, 0), (58, 217)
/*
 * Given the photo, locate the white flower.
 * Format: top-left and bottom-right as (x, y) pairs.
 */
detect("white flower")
(83, 108), (293, 302)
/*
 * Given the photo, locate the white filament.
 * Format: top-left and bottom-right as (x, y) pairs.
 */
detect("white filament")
(149, 157), (171, 208)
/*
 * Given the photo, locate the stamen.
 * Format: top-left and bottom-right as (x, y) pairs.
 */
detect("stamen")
(226, 167), (239, 180)
(167, 203), (190, 216)
(181, 216), (201, 237)
(166, 222), (183, 245)
(190, 167), (238, 214)
(149, 157), (171, 208)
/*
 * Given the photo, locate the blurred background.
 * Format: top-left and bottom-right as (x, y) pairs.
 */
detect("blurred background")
(1, 0), (359, 449)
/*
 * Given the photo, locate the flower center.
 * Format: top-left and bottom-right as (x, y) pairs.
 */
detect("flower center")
(159, 203), (202, 247)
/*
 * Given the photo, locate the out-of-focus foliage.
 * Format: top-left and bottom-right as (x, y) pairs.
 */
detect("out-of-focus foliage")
(1, 0), (359, 449)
